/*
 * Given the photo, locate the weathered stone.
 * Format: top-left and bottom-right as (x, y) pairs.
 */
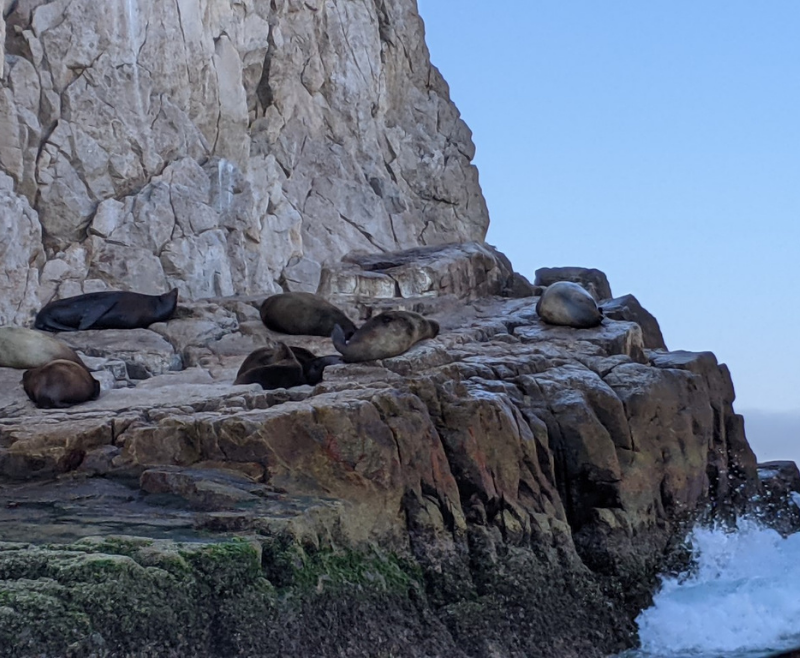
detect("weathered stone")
(0, 173), (44, 325)
(534, 266), (613, 301)
(602, 293), (667, 349)
(60, 329), (181, 379)
(139, 466), (272, 510)
(756, 461), (800, 534)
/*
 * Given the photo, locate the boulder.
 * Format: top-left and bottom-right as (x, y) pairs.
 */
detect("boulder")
(757, 461), (800, 534)
(534, 266), (613, 301)
(601, 293), (667, 349)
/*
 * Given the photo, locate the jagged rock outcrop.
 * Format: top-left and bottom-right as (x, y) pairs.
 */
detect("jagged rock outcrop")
(0, 0), (488, 323)
(757, 461), (800, 535)
(0, 245), (763, 657)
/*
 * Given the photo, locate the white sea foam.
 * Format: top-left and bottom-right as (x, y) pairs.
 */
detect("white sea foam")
(627, 521), (800, 658)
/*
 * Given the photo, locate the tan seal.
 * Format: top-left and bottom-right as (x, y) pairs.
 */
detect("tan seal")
(536, 281), (603, 329)
(331, 310), (439, 363)
(22, 359), (100, 409)
(259, 292), (356, 339)
(0, 326), (84, 369)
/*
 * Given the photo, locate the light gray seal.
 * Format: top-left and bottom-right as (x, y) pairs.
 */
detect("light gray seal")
(22, 359), (100, 409)
(0, 327), (84, 369)
(536, 281), (603, 328)
(331, 310), (439, 363)
(259, 292), (357, 339)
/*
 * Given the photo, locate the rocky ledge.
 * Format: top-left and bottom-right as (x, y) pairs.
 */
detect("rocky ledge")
(0, 243), (770, 657)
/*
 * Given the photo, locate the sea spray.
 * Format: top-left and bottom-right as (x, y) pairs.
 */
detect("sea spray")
(622, 520), (800, 658)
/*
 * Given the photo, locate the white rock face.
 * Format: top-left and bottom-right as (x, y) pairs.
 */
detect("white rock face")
(0, 0), (489, 323)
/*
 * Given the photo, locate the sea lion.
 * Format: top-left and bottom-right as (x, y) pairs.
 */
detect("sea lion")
(331, 310), (439, 363)
(0, 326), (84, 368)
(259, 292), (357, 339)
(535, 281), (603, 329)
(22, 359), (100, 409)
(233, 363), (307, 389)
(236, 344), (314, 380)
(233, 342), (305, 389)
(35, 288), (179, 332)
(235, 343), (342, 387)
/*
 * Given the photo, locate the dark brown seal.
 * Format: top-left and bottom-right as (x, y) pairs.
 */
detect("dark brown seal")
(233, 342), (304, 389)
(35, 288), (179, 332)
(0, 327), (84, 368)
(259, 292), (356, 339)
(331, 310), (439, 363)
(233, 363), (308, 389)
(235, 343), (342, 388)
(535, 281), (603, 329)
(236, 344), (313, 380)
(22, 359), (100, 409)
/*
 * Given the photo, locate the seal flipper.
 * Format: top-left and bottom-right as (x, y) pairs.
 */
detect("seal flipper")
(35, 317), (79, 332)
(77, 299), (115, 330)
(331, 324), (349, 356)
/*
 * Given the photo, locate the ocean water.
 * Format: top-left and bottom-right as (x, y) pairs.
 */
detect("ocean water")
(618, 521), (800, 658)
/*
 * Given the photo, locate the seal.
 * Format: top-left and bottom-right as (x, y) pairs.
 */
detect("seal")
(331, 310), (439, 363)
(233, 363), (307, 389)
(535, 281), (603, 329)
(22, 359), (101, 409)
(0, 326), (84, 369)
(35, 288), (179, 332)
(235, 343), (302, 381)
(233, 342), (305, 389)
(235, 343), (342, 387)
(259, 292), (357, 339)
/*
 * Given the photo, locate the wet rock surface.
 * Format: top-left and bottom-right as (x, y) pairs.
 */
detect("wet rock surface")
(0, 244), (767, 657)
(756, 461), (800, 535)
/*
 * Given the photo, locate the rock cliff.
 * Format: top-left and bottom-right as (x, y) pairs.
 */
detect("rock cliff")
(0, 244), (763, 657)
(0, 0), (488, 323)
(0, 2), (781, 656)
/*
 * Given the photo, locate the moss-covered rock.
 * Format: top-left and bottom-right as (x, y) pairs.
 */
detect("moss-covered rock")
(0, 535), (466, 658)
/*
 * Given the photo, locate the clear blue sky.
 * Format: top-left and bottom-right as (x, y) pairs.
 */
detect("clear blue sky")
(417, 2), (800, 462)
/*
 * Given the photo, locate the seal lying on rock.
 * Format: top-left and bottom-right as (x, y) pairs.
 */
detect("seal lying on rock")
(331, 310), (439, 362)
(22, 359), (101, 409)
(234, 343), (341, 389)
(259, 292), (356, 339)
(35, 289), (179, 332)
(536, 281), (603, 329)
(0, 327), (84, 368)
